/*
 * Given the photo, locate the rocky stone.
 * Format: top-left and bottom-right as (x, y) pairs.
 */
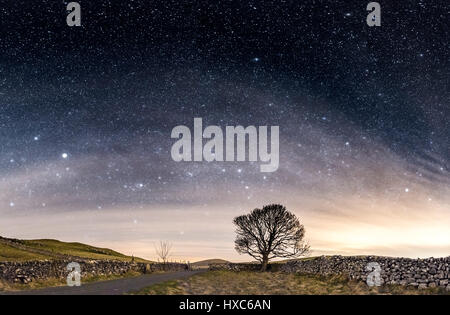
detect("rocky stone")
(0, 260), (189, 283)
(210, 255), (450, 289)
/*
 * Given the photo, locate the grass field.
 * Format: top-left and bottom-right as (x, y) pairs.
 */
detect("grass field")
(0, 243), (51, 261)
(135, 270), (448, 295)
(0, 237), (148, 262)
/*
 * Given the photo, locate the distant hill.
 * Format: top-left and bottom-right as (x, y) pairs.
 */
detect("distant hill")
(0, 236), (149, 263)
(191, 259), (230, 267)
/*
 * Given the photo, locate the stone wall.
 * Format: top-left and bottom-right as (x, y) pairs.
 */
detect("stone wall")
(210, 256), (450, 290)
(0, 260), (189, 284)
(209, 263), (265, 272)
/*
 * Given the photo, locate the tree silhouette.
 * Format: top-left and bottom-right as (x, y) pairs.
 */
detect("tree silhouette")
(233, 204), (309, 271)
(155, 241), (172, 265)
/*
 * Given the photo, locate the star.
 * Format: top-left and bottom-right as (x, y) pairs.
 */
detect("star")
(0, 0), (446, 261)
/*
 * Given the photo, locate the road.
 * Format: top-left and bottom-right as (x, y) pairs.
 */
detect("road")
(1, 270), (205, 295)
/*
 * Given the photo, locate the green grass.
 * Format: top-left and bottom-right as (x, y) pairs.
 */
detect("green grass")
(134, 270), (448, 295)
(22, 239), (148, 262)
(133, 280), (185, 295)
(0, 243), (51, 261)
(0, 237), (149, 262)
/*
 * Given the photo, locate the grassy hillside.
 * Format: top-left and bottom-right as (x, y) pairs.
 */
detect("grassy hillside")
(0, 237), (149, 262)
(0, 242), (51, 261)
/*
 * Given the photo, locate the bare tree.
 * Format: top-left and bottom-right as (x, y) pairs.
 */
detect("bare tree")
(155, 241), (172, 264)
(233, 204), (310, 271)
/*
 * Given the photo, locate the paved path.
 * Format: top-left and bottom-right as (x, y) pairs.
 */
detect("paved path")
(2, 270), (205, 295)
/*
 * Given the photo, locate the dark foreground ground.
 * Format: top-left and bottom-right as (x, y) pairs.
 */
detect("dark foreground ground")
(1, 270), (205, 295)
(135, 271), (449, 295)
(2, 270), (447, 295)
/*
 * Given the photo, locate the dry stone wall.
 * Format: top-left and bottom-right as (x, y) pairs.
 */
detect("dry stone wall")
(210, 255), (450, 290)
(0, 260), (189, 284)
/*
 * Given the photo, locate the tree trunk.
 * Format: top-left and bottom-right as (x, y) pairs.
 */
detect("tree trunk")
(260, 255), (269, 272)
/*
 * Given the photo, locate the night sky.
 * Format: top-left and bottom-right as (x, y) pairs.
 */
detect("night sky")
(0, 1), (448, 261)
